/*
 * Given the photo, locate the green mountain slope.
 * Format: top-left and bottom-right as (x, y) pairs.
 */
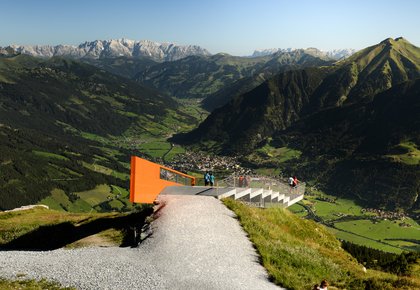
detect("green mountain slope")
(177, 38), (420, 210)
(308, 37), (420, 110)
(282, 79), (420, 210)
(136, 53), (271, 99)
(202, 49), (333, 111)
(81, 56), (158, 79)
(182, 67), (330, 152)
(183, 38), (420, 151)
(0, 55), (193, 211)
(136, 50), (332, 102)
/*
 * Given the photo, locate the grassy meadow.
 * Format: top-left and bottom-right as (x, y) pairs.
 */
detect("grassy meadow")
(39, 184), (134, 213)
(288, 193), (420, 254)
(224, 199), (420, 290)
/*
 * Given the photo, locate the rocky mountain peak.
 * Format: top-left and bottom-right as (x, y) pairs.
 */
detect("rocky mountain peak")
(252, 47), (356, 60)
(5, 39), (211, 61)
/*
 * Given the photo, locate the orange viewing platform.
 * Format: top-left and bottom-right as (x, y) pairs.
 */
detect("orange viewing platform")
(130, 156), (196, 203)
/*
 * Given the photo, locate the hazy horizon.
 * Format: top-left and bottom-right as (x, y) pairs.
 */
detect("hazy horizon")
(1, 0), (419, 56)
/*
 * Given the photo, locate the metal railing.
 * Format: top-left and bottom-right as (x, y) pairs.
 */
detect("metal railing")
(219, 174), (305, 196)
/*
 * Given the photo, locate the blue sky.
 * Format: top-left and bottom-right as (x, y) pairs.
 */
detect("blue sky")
(1, 0), (419, 55)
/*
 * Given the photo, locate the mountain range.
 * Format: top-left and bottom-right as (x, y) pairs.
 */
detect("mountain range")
(6, 39), (211, 61)
(252, 47), (356, 59)
(2, 38), (357, 63)
(176, 37), (420, 210)
(135, 48), (334, 105)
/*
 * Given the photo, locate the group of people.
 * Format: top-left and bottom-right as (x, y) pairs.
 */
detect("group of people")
(313, 279), (328, 290)
(204, 171), (215, 186)
(288, 175), (299, 188)
(238, 175), (251, 187)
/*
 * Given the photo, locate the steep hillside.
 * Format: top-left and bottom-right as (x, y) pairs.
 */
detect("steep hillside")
(283, 79), (420, 210)
(177, 38), (420, 210)
(224, 199), (420, 290)
(307, 37), (420, 110)
(184, 37), (420, 151)
(81, 56), (158, 79)
(0, 55), (193, 210)
(184, 67), (330, 152)
(202, 49), (333, 110)
(136, 53), (271, 99)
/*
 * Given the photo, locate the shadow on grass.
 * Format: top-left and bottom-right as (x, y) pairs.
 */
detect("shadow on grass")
(1, 207), (153, 251)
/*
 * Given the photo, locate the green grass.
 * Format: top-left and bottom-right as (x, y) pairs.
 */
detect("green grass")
(164, 145), (186, 161)
(67, 199), (94, 213)
(254, 167), (282, 177)
(0, 206), (153, 251)
(0, 278), (75, 290)
(312, 198), (365, 221)
(138, 140), (172, 158)
(32, 150), (69, 161)
(0, 207), (111, 245)
(330, 228), (406, 254)
(111, 185), (130, 199)
(75, 184), (112, 206)
(39, 189), (70, 211)
(300, 193), (420, 253)
(245, 144), (302, 168)
(40, 184), (134, 213)
(82, 161), (129, 180)
(223, 199), (420, 290)
(334, 219), (420, 253)
(287, 203), (308, 217)
(387, 141), (420, 165)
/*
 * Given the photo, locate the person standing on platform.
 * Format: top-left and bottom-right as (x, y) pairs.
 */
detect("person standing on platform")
(209, 172), (215, 187)
(204, 171), (210, 186)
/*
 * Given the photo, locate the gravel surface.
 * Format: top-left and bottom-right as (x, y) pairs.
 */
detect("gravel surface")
(0, 195), (282, 290)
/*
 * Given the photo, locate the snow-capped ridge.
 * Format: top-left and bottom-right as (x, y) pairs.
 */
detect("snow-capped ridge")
(7, 39), (211, 61)
(252, 47), (357, 60)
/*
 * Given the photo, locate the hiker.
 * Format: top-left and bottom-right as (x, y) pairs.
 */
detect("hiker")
(204, 171), (210, 186)
(209, 172), (215, 187)
(288, 176), (294, 187)
(244, 175), (250, 187)
(293, 176), (299, 188)
(319, 280), (328, 290)
(238, 175), (244, 187)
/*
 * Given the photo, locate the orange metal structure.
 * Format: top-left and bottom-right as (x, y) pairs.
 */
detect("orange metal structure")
(130, 156), (196, 203)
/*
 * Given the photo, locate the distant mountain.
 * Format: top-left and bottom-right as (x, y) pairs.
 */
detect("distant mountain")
(0, 47), (19, 57)
(324, 48), (357, 60)
(136, 53), (272, 99)
(0, 54), (191, 210)
(137, 49), (332, 101)
(177, 37), (420, 210)
(251, 47), (356, 60)
(6, 39), (211, 61)
(202, 49), (334, 110)
(191, 37), (420, 152)
(252, 48), (296, 57)
(82, 56), (158, 79)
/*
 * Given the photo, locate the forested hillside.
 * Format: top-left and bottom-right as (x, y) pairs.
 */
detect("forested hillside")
(0, 54), (194, 210)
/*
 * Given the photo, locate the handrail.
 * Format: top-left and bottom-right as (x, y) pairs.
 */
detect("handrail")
(159, 163), (196, 181)
(219, 174), (305, 194)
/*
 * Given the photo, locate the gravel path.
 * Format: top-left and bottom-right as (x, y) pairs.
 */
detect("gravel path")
(0, 195), (282, 290)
